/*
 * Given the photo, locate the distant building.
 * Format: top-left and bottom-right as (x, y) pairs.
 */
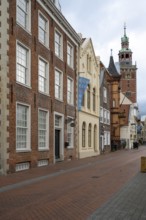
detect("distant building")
(108, 51), (121, 150)
(99, 61), (111, 153)
(118, 25), (137, 103)
(78, 38), (100, 158)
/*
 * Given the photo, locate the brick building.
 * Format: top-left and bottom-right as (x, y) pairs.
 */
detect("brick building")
(0, 0), (81, 174)
(99, 61), (111, 153)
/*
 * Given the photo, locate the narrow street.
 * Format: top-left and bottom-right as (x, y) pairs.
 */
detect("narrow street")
(0, 146), (146, 220)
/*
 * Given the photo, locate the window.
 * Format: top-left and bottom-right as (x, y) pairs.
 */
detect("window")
(16, 162), (30, 172)
(104, 109), (107, 124)
(81, 94), (85, 107)
(55, 30), (63, 59)
(38, 13), (49, 47)
(67, 43), (74, 68)
(104, 131), (107, 145)
(87, 54), (91, 72)
(107, 111), (110, 124)
(38, 160), (48, 167)
(103, 87), (107, 103)
(16, 42), (30, 86)
(67, 77), (74, 105)
(93, 88), (96, 111)
(38, 110), (49, 150)
(88, 124), (92, 147)
(17, 0), (31, 31)
(113, 99), (116, 107)
(107, 132), (110, 145)
(16, 103), (30, 151)
(55, 69), (63, 100)
(67, 117), (74, 148)
(100, 107), (103, 122)
(82, 122), (86, 148)
(38, 58), (49, 94)
(87, 85), (90, 109)
(94, 125), (97, 150)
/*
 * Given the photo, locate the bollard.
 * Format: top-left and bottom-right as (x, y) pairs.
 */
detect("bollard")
(141, 157), (146, 172)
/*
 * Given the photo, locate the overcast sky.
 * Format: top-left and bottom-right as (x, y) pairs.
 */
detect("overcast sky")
(60, 0), (146, 116)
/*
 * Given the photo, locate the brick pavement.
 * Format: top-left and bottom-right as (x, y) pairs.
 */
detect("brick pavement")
(0, 146), (146, 220)
(89, 172), (146, 220)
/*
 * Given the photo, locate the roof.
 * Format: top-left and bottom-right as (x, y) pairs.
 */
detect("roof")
(108, 56), (120, 77)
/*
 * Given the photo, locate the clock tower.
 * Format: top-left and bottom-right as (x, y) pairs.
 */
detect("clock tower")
(118, 25), (137, 103)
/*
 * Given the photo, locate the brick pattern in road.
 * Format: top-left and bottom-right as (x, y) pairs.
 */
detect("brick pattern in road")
(0, 146), (146, 220)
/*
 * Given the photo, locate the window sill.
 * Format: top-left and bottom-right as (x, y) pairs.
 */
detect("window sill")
(38, 148), (49, 152)
(16, 149), (31, 153)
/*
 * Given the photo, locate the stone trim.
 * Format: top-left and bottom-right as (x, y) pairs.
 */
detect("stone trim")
(0, 0), (9, 175)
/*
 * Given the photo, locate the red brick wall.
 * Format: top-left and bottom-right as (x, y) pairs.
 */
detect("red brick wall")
(8, 0), (77, 173)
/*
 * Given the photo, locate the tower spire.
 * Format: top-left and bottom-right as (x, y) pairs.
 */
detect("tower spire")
(111, 49), (113, 56)
(124, 23), (126, 36)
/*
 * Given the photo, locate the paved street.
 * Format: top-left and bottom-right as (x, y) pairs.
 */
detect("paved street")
(0, 146), (146, 220)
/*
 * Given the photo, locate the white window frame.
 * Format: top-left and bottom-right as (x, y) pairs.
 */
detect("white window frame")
(16, 41), (31, 87)
(38, 11), (49, 47)
(55, 68), (63, 100)
(67, 117), (74, 148)
(107, 110), (110, 125)
(104, 131), (107, 146)
(16, 0), (31, 32)
(38, 56), (49, 94)
(55, 29), (63, 59)
(100, 107), (103, 122)
(103, 109), (107, 124)
(103, 87), (107, 103)
(107, 131), (110, 145)
(67, 77), (74, 105)
(16, 102), (31, 152)
(67, 42), (74, 68)
(38, 108), (49, 150)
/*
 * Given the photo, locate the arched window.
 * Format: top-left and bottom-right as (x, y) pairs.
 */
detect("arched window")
(94, 125), (97, 151)
(113, 99), (116, 107)
(93, 88), (96, 111)
(87, 85), (90, 109)
(88, 123), (92, 147)
(82, 122), (86, 148)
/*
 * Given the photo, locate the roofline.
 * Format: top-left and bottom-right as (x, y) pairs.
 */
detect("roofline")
(37, 0), (82, 45)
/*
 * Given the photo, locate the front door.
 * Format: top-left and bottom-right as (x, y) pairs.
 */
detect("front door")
(55, 129), (60, 159)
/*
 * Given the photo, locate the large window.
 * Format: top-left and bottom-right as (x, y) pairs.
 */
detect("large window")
(17, 0), (31, 31)
(38, 109), (49, 150)
(88, 123), (92, 148)
(87, 85), (90, 109)
(82, 122), (86, 148)
(94, 125), (97, 150)
(55, 30), (63, 59)
(38, 58), (49, 94)
(67, 117), (74, 148)
(67, 43), (74, 68)
(67, 77), (74, 105)
(16, 42), (30, 86)
(103, 87), (107, 103)
(16, 103), (30, 151)
(38, 13), (49, 47)
(93, 88), (96, 111)
(55, 69), (62, 100)
(100, 107), (103, 122)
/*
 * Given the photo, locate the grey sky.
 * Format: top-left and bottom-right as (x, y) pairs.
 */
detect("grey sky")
(60, 0), (146, 115)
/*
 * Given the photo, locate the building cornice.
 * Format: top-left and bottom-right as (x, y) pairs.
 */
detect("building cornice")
(37, 0), (81, 45)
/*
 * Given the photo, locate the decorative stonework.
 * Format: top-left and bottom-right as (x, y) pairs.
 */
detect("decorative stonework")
(0, 0), (9, 175)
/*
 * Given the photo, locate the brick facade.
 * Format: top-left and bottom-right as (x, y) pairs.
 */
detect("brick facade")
(0, 0), (81, 174)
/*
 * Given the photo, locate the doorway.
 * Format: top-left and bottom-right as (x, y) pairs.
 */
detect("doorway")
(55, 129), (60, 159)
